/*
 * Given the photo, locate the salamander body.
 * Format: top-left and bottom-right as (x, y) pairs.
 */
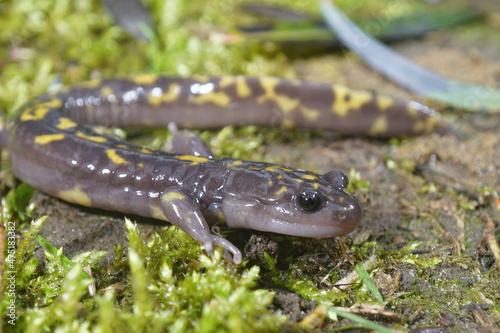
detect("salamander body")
(0, 75), (445, 263)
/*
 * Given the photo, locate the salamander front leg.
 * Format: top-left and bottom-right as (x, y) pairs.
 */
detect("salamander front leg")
(160, 186), (242, 264)
(168, 123), (213, 158)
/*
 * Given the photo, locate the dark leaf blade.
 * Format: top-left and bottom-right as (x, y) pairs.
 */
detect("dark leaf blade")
(320, 0), (500, 113)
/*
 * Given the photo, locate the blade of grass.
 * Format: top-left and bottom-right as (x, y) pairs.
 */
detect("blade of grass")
(327, 307), (394, 333)
(355, 263), (383, 304)
(36, 235), (90, 279)
(320, 0), (500, 112)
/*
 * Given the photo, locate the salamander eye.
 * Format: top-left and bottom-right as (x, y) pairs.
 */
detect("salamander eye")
(297, 189), (322, 212)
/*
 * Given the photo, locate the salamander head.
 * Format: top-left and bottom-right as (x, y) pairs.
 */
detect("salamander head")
(222, 168), (362, 238)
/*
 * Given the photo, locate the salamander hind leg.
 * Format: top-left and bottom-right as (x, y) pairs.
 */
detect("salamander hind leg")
(167, 123), (213, 158)
(160, 186), (242, 264)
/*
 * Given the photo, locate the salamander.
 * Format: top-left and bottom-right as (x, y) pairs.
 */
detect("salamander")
(0, 75), (446, 264)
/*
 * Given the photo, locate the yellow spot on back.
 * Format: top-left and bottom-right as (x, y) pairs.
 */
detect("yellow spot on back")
(101, 86), (114, 97)
(34, 134), (65, 145)
(414, 117), (439, 134)
(76, 131), (108, 143)
(106, 149), (129, 164)
(275, 186), (287, 196)
(265, 165), (292, 172)
(56, 117), (78, 130)
(177, 155), (209, 165)
(369, 116), (388, 136)
(130, 74), (158, 85)
(58, 187), (91, 207)
(332, 85), (373, 117)
(236, 78), (251, 98)
(376, 95), (394, 110)
(219, 76), (235, 88)
(258, 77), (299, 113)
(148, 83), (181, 106)
(302, 174), (317, 181)
(227, 160), (243, 167)
(300, 106), (320, 121)
(190, 91), (231, 107)
(219, 76), (252, 98)
(140, 147), (153, 154)
(20, 107), (50, 122)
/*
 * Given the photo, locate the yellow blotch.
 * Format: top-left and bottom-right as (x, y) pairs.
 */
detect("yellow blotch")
(140, 147), (153, 154)
(56, 117), (78, 130)
(106, 149), (129, 165)
(20, 107), (50, 122)
(234, 76), (251, 98)
(302, 174), (317, 181)
(368, 116), (388, 136)
(58, 187), (91, 207)
(177, 155), (209, 165)
(78, 80), (100, 89)
(162, 191), (187, 202)
(258, 77), (299, 113)
(312, 183), (319, 190)
(265, 165), (292, 172)
(332, 85), (373, 117)
(275, 186), (287, 196)
(101, 86), (114, 97)
(219, 76), (251, 98)
(414, 117), (439, 134)
(39, 99), (63, 109)
(76, 131), (108, 143)
(34, 134), (65, 145)
(300, 106), (320, 121)
(218, 76), (236, 88)
(130, 74), (158, 85)
(376, 95), (394, 111)
(190, 91), (231, 107)
(150, 205), (167, 220)
(147, 83), (181, 106)
(228, 160), (243, 167)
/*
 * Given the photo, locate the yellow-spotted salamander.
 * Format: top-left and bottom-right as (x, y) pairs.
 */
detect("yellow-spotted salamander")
(0, 75), (446, 263)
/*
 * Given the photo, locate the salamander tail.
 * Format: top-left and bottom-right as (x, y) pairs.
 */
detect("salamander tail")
(0, 112), (8, 148)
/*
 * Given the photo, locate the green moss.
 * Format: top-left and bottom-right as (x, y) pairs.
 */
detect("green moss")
(3, 218), (287, 332)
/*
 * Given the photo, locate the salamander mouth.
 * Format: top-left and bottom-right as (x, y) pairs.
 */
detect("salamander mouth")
(266, 221), (359, 238)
